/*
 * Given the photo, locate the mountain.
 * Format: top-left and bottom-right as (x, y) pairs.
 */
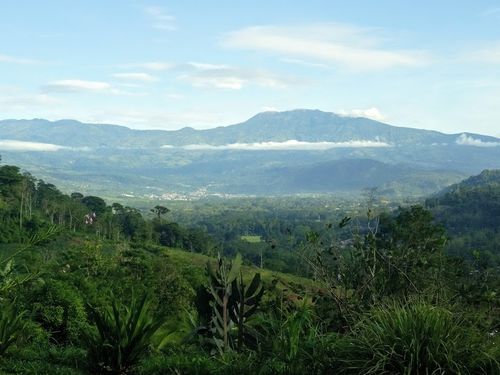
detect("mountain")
(0, 110), (499, 198)
(1, 110), (498, 147)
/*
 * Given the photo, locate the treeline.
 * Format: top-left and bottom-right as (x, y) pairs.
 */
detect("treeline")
(0, 163), (214, 253)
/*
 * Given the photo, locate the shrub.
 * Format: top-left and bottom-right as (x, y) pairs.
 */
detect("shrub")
(31, 280), (89, 345)
(84, 293), (165, 374)
(334, 301), (499, 374)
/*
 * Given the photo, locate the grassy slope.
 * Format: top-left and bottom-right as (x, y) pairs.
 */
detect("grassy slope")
(162, 246), (317, 291)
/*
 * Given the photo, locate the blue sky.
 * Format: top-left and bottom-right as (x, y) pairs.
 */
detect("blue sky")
(1, 0), (500, 136)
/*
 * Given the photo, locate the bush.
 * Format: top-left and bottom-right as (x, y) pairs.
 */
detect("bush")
(138, 347), (215, 375)
(84, 293), (165, 374)
(333, 301), (499, 374)
(31, 280), (89, 345)
(0, 343), (86, 374)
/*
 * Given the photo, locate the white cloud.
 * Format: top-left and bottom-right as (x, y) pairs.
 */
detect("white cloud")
(456, 133), (500, 147)
(182, 74), (244, 90)
(187, 62), (229, 70)
(179, 62), (298, 90)
(0, 54), (38, 65)
(145, 6), (176, 31)
(222, 24), (429, 71)
(0, 140), (69, 152)
(44, 79), (112, 92)
(467, 42), (500, 64)
(337, 107), (386, 121)
(132, 62), (174, 71)
(162, 139), (390, 151)
(42, 80), (142, 96)
(112, 72), (158, 82)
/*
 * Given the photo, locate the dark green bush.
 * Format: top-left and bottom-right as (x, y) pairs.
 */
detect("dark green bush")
(31, 280), (89, 345)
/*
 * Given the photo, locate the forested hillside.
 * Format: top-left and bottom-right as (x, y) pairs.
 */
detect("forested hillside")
(427, 169), (500, 264)
(0, 162), (499, 374)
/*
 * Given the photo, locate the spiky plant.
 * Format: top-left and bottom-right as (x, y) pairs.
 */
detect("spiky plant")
(206, 253), (264, 352)
(230, 272), (264, 351)
(206, 253), (241, 352)
(84, 293), (164, 374)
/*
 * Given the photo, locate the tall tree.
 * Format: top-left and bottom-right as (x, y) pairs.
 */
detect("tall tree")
(151, 205), (170, 223)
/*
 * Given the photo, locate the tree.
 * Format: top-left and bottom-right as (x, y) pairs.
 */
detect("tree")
(306, 205), (447, 327)
(0, 165), (22, 197)
(70, 192), (84, 200)
(81, 196), (107, 216)
(151, 205), (170, 223)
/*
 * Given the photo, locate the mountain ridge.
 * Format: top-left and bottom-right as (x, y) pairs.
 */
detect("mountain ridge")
(0, 109), (499, 198)
(1, 109), (499, 148)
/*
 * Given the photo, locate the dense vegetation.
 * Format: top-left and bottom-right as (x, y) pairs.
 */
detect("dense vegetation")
(0, 161), (499, 374)
(427, 169), (500, 265)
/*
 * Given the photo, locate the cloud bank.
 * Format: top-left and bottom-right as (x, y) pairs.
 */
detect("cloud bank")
(456, 133), (500, 147)
(162, 139), (390, 151)
(0, 140), (69, 152)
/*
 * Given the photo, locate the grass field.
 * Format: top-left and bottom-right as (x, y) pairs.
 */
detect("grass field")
(162, 246), (317, 291)
(240, 235), (262, 243)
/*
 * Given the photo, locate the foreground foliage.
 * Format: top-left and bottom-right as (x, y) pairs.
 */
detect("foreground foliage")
(335, 301), (498, 374)
(84, 294), (164, 374)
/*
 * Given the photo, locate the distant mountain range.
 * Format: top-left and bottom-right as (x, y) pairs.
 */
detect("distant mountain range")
(0, 109), (499, 199)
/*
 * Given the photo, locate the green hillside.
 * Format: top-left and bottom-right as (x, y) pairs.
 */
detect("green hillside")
(0, 162), (499, 373)
(427, 169), (500, 262)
